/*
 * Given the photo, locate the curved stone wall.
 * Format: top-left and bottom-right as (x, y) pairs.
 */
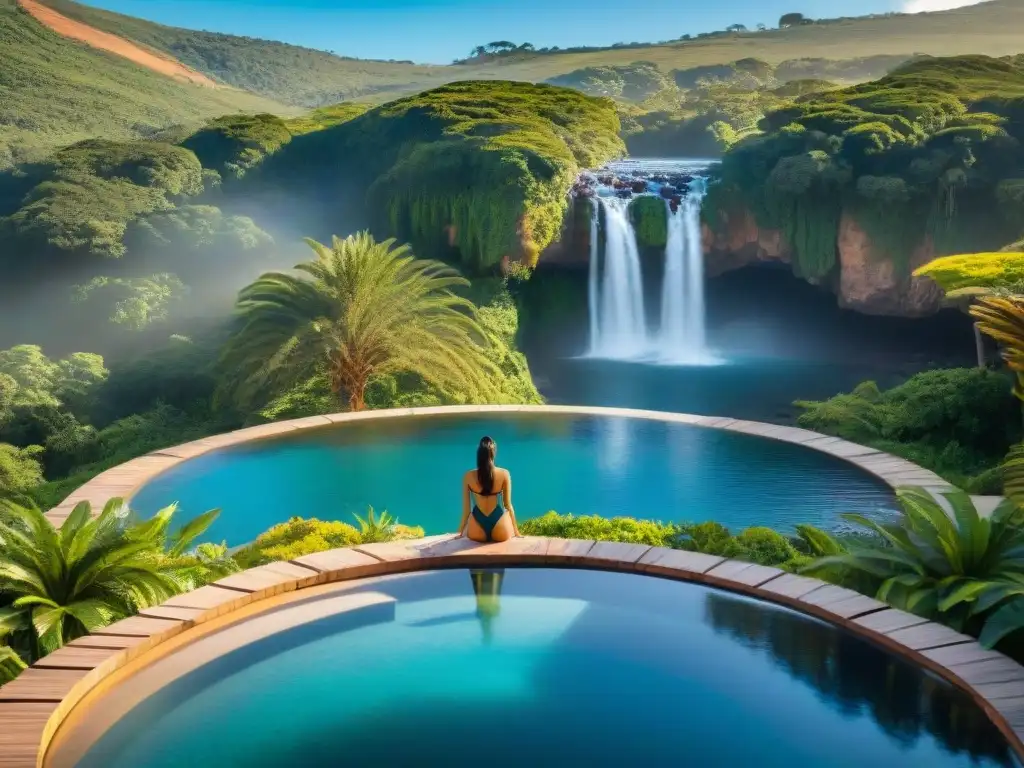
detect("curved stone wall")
(1, 535), (1022, 767)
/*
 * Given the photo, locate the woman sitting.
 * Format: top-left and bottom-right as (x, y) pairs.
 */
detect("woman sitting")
(455, 436), (521, 542)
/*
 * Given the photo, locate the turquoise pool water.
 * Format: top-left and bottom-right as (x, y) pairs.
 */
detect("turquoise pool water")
(72, 569), (1016, 768)
(129, 412), (898, 545)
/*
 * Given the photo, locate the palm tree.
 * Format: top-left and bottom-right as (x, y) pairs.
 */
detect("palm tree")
(0, 498), (233, 660)
(803, 487), (1024, 647)
(220, 232), (500, 411)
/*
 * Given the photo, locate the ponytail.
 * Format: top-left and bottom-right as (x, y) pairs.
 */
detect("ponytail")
(476, 436), (496, 494)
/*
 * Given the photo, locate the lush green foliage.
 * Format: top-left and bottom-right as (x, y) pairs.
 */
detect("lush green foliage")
(251, 81), (623, 272)
(283, 103), (371, 135)
(181, 114), (293, 180)
(796, 368), (1022, 491)
(628, 196), (668, 248)
(548, 62), (674, 101)
(804, 488), (1024, 648)
(707, 55), (1024, 279)
(519, 512), (812, 569)
(220, 231), (510, 412)
(0, 498), (233, 660)
(916, 251), (1024, 294)
(234, 513), (424, 567)
(0, 645), (25, 684)
(0, 0), (286, 167)
(0, 444), (44, 499)
(35, 0), (446, 107)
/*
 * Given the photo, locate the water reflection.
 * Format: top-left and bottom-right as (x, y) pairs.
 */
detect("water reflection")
(470, 568), (505, 644)
(703, 592), (1015, 764)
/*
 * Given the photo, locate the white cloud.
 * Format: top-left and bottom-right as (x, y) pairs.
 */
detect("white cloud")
(903, 0), (989, 12)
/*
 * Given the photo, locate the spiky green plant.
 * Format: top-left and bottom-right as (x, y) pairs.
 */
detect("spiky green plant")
(219, 231), (502, 411)
(0, 498), (223, 660)
(0, 645), (25, 685)
(353, 506), (396, 544)
(803, 487), (1024, 647)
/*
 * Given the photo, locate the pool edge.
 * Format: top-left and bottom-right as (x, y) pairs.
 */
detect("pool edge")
(1, 535), (1021, 768)
(41, 404), (976, 529)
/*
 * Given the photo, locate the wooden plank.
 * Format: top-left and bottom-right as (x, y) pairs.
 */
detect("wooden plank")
(853, 608), (930, 634)
(923, 644), (1007, 668)
(584, 541), (653, 565)
(707, 561), (783, 587)
(292, 547), (381, 574)
(636, 547), (723, 576)
(0, 668), (87, 702)
(33, 646), (120, 670)
(543, 538), (597, 561)
(758, 573), (826, 600)
(942, 657), (1024, 686)
(816, 594), (888, 620)
(66, 634), (148, 651)
(161, 585), (247, 611)
(92, 615), (185, 638)
(885, 622), (975, 651)
(0, 702), (56, 768)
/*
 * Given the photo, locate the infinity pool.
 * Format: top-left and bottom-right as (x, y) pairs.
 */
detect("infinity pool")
(130, 412), (898, 544)
(55, 569), (1015, 768)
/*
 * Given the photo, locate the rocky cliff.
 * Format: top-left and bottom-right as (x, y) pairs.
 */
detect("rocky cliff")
(701, 208), (944, 317)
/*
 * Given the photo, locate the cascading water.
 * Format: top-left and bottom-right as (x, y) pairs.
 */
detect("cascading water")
(589, 196), (647, 358)
(583, 160), (719, 365)
(658, 188), (711, 364)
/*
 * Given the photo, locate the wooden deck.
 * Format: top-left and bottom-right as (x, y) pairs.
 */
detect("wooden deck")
(41, 404), (969, 527)
(1, 535), (1022, 766)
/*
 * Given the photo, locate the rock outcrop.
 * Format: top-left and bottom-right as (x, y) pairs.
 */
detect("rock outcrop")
(836, 213), (943, 317)
(702, 207), (943, 317)
(700, 208), (791, 277)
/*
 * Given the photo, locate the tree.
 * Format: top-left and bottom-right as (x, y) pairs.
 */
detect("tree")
(779, 12), (805, 27)
(804, 488), (1024, 648)
(219, 232), (501, 412)
(0, 498), (234, 660)
(0, 444), (44, 499)
(726, 24), (747, 32)
(756, 23), (767, 31)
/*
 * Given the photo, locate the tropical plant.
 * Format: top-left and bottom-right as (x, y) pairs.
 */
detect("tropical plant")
(0, 646), (26, 685)
(971, 294), (1024, 400)
(803, 487), (1024, 648)
(1006, 444), (1024, 508)
(0, 498), (227, 659)
(353, 506), (398, 544)
(219, 232), (501, 411)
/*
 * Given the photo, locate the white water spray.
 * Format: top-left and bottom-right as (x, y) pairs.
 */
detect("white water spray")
(658, 193), (710, 363)
(589, 196), (647, 358)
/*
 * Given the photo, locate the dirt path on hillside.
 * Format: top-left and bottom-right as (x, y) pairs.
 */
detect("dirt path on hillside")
(18, 0), (219, 87)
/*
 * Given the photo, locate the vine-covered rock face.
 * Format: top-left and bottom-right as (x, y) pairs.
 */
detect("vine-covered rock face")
(702, 54), (1024, 316)
(249, 80), (624, 274)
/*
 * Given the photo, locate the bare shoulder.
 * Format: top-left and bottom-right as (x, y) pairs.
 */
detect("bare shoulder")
(498, 467), (512, 482)
(462, 469), (476, 483)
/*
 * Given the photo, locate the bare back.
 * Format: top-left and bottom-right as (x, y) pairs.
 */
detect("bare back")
(464, 467), (510, 514)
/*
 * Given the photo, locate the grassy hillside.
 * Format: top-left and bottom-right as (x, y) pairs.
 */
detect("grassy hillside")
(0, 0), (289, 167)
(36, 0), (451, 106)
(33, 0), (1024, 108)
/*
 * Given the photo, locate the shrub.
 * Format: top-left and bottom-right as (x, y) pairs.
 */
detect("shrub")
(234, 514), (424, 567)
(736, 527), (799, 566)
(520, 512), (677, 546)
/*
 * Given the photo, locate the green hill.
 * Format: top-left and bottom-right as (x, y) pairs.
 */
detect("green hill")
(0, 0), (289, 168)
(705, 54), (1024, 281)
(36, 0), (1024, 108)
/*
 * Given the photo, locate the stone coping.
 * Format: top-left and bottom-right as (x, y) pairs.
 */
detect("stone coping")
(42, 404), (957, 527)
(1, 535), (1022, 767)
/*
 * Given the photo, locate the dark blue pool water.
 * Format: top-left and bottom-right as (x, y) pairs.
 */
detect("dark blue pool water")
(130, 412), (898, 545)
(71, 569), (1016, 768)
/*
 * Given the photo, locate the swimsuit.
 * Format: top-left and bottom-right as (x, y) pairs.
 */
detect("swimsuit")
(469, 485), (505, 542)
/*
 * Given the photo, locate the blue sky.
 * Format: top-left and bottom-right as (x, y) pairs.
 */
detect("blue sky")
(85, 0), (985, 64)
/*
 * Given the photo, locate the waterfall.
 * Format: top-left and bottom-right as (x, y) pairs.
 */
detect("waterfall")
(589, 196), (647, 358)
(658, 193), (709, 363)
(584, 160), (718, 365)
(587, 199), (600, 354)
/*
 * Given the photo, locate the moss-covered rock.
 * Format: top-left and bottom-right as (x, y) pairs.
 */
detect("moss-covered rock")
(252, 80), (624, 273)
(707, 55), (1024, 282)
(628, 196), (668, 248)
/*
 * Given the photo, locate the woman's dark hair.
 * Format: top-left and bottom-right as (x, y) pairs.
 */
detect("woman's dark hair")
(476, 436), (497, 494)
